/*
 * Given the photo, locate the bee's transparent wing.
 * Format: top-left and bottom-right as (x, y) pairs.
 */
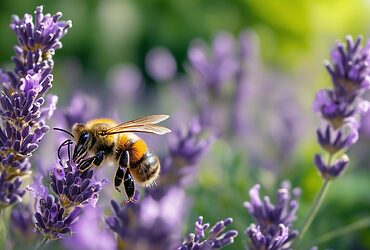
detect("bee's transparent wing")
(104, 115), (171, 135)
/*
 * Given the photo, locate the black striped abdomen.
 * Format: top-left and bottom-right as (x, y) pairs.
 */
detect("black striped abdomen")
(130, 150), (160, 186)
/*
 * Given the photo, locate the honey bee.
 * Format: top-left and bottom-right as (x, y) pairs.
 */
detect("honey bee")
(57, 115), (171, 203)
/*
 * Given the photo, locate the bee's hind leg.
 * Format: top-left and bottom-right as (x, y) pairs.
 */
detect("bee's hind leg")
(115, 151), (129, 192)
(123, 169), (136, 204)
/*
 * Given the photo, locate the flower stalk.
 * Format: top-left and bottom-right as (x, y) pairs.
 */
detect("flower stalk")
(297, 179), (330, 244)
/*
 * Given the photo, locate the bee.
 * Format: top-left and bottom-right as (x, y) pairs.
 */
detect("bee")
(56, 115), (171, 204)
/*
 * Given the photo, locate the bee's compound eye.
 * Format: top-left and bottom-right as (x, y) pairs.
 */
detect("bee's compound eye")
(79, 132), (90, 145)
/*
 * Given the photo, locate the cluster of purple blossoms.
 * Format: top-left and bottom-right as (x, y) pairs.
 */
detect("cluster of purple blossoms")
(106, 188), (188, 250)
(0, 6), (71, 208)
(313, 36), (370, 179)
(244, 182), (300, 250)
(28, 147), (106, 240)
(178, 216), (238, 250)
(158, 118), (215, 190)
(187, 32), (247, 134)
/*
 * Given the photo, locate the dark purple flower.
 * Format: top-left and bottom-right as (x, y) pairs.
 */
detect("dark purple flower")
(314, 154), (349, 180)
(244, 182), (300, 250)
(0, 172), (24, 208)
(317, 124), (359, 154)
(49, 159), (106, 209)
(178, 216), (238, 250)
(34, 193), (81, 240)
(0, 6), (71, 208)
(106, 187), (188, 250)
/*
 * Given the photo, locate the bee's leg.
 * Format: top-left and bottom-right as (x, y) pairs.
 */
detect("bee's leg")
(79, 150), (105, 172)
(114, 151), (129, 192)
(123, 169), (136, 204)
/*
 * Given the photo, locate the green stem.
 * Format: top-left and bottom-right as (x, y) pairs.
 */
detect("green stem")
(36, 237), (50, 250)
(0, 208), (10, 250)
(297, 179), (331, 245)
(311, 217), (370, 246)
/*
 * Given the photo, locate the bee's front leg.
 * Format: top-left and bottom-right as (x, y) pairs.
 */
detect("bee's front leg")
(79, 150), (105, 171)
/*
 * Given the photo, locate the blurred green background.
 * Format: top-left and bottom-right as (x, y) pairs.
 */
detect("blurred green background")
(2, 0), (370, 249)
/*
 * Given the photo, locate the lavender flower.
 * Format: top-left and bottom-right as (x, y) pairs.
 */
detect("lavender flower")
(63, 206), (116, 250)
(155, 118), (214, 192)
(34, 194), (81, 240)
(49, 159), (105, 211)
(187, 32), (239, 130)
(0, 6), (71, 208)
(28, 142), (105, 241)
(10, 5), (72, 78)
(244, 182), (300, 250)
(178, 216), (238, 250)
(106, 187), (188, 250)
(9, 204), (36, 246)
(146, 47), (177, 81)
(313, 36), (370, 179)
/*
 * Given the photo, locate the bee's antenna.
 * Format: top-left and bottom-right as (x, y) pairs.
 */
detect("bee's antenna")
(58, 139), (73, 161)
(54, 127), (75, 139)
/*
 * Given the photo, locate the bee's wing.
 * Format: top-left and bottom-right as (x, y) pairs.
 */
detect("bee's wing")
(104, 115), (171, 135)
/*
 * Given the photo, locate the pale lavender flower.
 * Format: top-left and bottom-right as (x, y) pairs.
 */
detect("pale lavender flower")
(62, 91), (99, 129)
(156, 118), (214, 191)
(313, 36), (370, 179)
(0, 6), (71, 208)
(106, 187), (188, 250)
(187, 32), (239, 130)
(178, 216), (238, 250)
(244, 182), (300, 250)
(107, 64), (143, 101)
(63, 206), (116, 250)
(146, 47), (177, 81)
(10, 204), (33, 235)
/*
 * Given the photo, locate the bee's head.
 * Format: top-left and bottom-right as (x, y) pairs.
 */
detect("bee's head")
(72, 123), (92, 162)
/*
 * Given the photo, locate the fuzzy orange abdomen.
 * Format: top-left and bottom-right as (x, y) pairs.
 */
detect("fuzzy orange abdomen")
(117, 133), (148, 163)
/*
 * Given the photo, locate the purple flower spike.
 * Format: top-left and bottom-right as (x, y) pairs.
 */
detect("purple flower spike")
(246, 223), (298, 250)
(314, 154), (349, 180)
(106, 187), (188, 250)
(0, 6), (71, 208)
(244, 182), (299, 250)
(10, 5), (72, 77)
(0, 172), (25, 208)
(178, 216), (238, 250)
(313, 35), (370, 181)
(325, 36), (370, 97)
(49, 160), (106, 209)
(35, 194), (81, 240)
(169, 118), (214, 166)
